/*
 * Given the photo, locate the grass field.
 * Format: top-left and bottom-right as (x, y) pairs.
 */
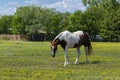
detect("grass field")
(0, 41), (120, 80)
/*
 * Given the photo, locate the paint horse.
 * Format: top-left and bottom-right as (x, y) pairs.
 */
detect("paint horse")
(51, 30), (92, 66)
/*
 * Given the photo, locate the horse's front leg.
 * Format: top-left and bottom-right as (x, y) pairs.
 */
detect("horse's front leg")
(75, 47), (80, 64)
(64, 47), (69, 66)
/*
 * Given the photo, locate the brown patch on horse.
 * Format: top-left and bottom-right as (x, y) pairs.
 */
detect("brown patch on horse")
(51, 38), (60, 46)
(74, 43), (78, 48)
(80, 35), (84, 39)
(73, 32), (92, 55)
(82, 32), (92, 55)
(51, 38), (67, 50)
(59, 40), (67, 50)
(74, 35), (84, 48)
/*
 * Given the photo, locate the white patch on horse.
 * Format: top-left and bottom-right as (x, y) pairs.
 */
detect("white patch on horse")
(58, 30), (84, 48)
(52, 46), (54, 50)
(52, 46), (54, 55)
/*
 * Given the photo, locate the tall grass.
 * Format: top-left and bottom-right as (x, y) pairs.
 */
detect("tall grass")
(0, 41), (120, 80)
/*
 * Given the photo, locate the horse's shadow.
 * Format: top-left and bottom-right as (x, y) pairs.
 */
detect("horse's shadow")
(78, 60), (101, 65)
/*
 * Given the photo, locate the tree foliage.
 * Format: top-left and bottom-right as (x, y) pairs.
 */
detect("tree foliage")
(100, 0), (120, 41)
(0, 0), (120, 41)
(82, 0), (120, 41)
(0, 15), (13, 34)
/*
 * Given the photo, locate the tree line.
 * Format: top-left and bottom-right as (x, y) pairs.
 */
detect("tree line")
(0, 0), (120, 41)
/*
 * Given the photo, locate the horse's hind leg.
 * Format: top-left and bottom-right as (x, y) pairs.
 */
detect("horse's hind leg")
(75, 47), (80, 64)
(85, 47), (88, 64)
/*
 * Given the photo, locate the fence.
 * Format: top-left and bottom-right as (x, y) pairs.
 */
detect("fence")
(0, 34), (28, 41)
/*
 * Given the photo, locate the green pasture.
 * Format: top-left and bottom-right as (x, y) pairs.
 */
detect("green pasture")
(0, 41), (120, 80)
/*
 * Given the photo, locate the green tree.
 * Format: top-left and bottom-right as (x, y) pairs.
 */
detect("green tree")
(12, 6), (30, 34)
(0, 15), (13, 34)
(84, 6), (103, 35)
(100, 0), (120, 41)
(49, 13), (62, 38)
(100, 8), (120, 41)
(46, 12), (70, 39)
(68, 9), (102, 35)
(82, 0), (101, 6)
(82, 0), (120, 41)
(59, 12), (70, 31)
(12, 6), (55, 36)
(69, 10), (84, 31)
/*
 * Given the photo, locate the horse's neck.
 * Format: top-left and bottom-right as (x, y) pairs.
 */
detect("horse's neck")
(53, 38), (60, 45)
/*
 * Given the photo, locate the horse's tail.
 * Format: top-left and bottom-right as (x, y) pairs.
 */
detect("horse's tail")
(83, 32), (92, 55)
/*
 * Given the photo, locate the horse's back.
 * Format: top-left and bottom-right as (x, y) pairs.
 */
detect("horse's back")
(73, 31), (84, 36)
(58, 30), (72, 40)
(62, 30), (84, 36)
(59, 30), (84, 41)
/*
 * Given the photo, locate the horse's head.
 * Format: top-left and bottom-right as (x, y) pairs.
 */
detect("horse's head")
(50, 39), (59, 57)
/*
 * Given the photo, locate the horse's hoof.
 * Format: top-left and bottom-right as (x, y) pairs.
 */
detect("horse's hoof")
(64, 64), (67, 67)
(64, 62), (69, 67)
